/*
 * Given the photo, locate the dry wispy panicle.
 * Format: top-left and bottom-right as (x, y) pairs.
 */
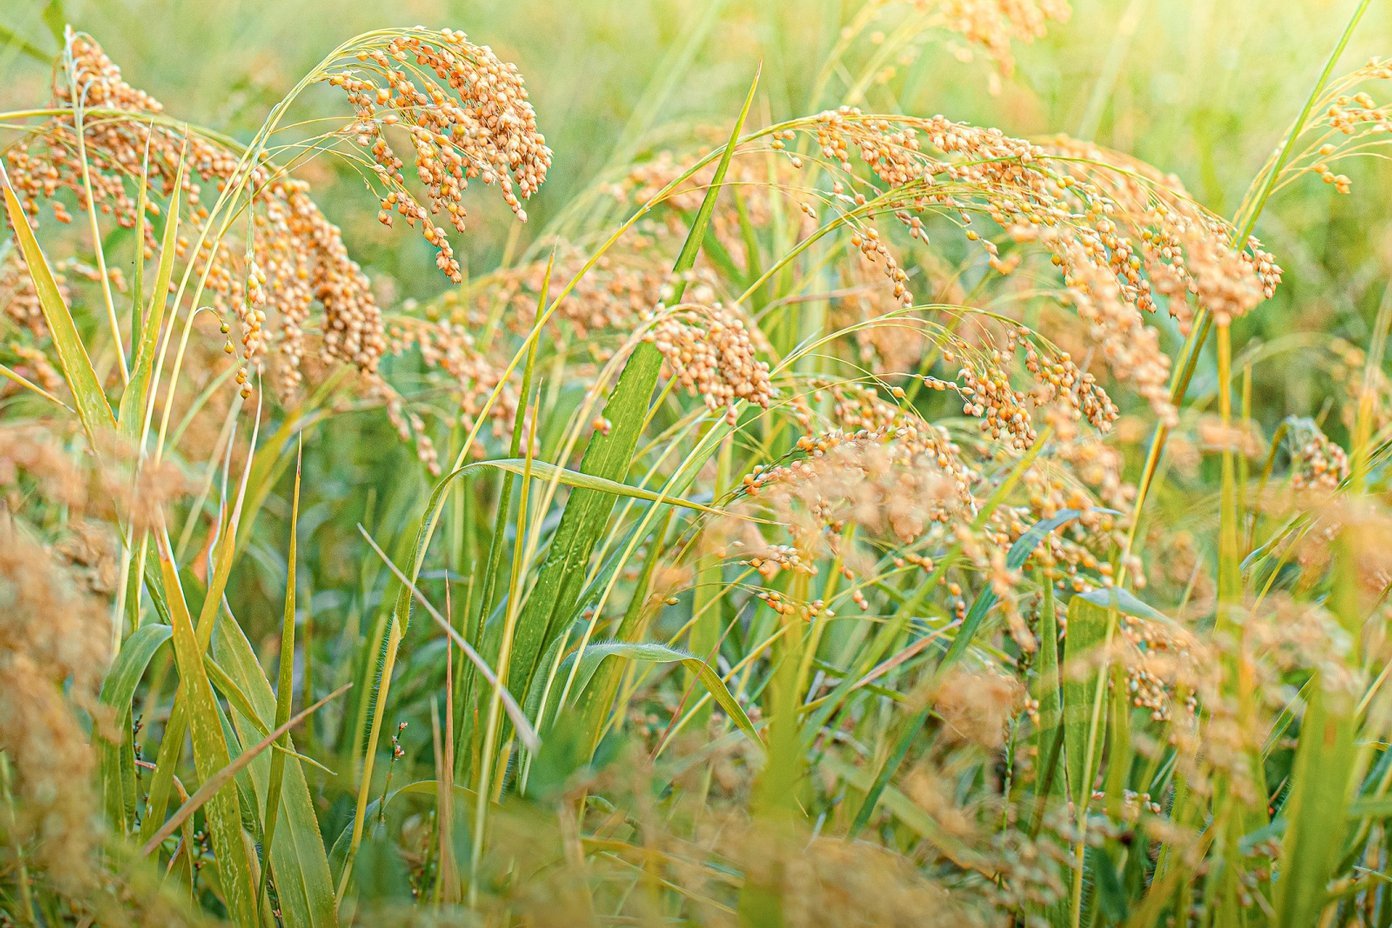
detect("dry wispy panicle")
(929, 324), (1118, 450)
(764, 385), (972, 492)
(1196, 414), (1265, 459)
(1032, 407), (1133, 510)
(706, 374), (1125, 629)
(1284, 419), (1350, 491)
(398, 761), (1065, 928)
(1282, 57), (1392, 195)
(498, 703), (1077, 927)
(775, 109), (1281, 420)
(834, 245), (965, 374)
(1038, 136), (1281, 328)
(445, 238), (704, 343)
(921, 663), (1023, 749)
(644, 302), (775, 423)
(54, 519), (120, 596)
(829, 258), (1124, 453)
(0, 423), (196, 533)
(733, 831), (995, 928)
(1256, 491), (1392, 601)
(398, 239), (723, 463)
(716, 391), (978, 609)
(1325, 338), (1392, 434)
(329, 29), (552, 282)
(0, 248), (62, 335)
(0, 423), (86, 509)
(1115, 612), (1203, 724)
(244, 177), (386, 397)
(3, 341), (64, 400)
(843, 0), (1071, 86)
(5, 29), (549, 419)
(609, 144), (924, 321)
(931, 0), (1072, 74)
(0, 522), (111, 886)
(0, 249), (128, 347)
(1059, 593), (1359, 814)
(502, 122), (1194, 465)
(3, 33), (386, 398)
(379, 315), (525, 472)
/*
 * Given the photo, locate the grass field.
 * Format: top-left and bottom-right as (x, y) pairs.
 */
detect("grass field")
(1, 0), (1391, 925)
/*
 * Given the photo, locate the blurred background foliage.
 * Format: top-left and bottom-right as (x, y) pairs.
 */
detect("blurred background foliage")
(5, 0), (1389, 437)
(3, 0), (1389, 635)
(1, 0), (1387, 642)
(2, 0), (1392, 922)
(3, 0), (1387, 276)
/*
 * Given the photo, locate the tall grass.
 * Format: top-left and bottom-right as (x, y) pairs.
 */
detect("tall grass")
(1, 2), (1392, 926)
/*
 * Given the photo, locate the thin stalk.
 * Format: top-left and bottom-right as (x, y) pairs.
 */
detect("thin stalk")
(66, 42), (128, 383)
(468, 388), (541, 909)
(1119, 0), (1374, 579)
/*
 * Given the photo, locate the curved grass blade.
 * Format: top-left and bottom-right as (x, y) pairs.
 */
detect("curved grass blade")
(213, 614), (340, 928)
(849, 506), (1093, 835)
(942, 507), (1107, 665)
(458, 458), (727, 516)
(258, 443), (302, 912)
(504, 66), (762, 707)
(98, 623), (172, 834)
(2, 171), (114, 440)
(154, 537), (256, 927)
(141, 683), (349, 856)
(1074, 585), (1171, 624)
(550, 640), (759, 745)
(119, 148), (185, 436)
(357, 524), (537, 751)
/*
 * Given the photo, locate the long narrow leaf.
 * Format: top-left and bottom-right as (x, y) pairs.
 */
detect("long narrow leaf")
(142, 683), (349, 854)
(2, 174), (114, 439)
(259, 444), (303, 911)
(550, 640), (759, 745)
(119, 149), (184, 436)
(505, 67), (761, 705)
(154, 539), (257, 927)
(213, 613), (340, 928)
(98, 624), (172, 834)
